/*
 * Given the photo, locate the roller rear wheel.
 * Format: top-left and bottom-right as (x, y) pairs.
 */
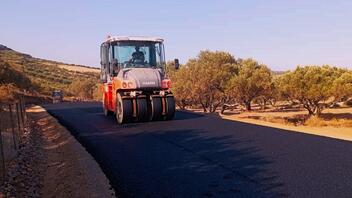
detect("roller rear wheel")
(136, 98), (149, 122)
(116, 93), (133, 124)
(149, 96), (163, 121)
(164, 96), (175, 120)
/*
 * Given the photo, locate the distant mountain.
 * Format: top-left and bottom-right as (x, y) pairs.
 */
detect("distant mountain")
(272, 70), (287, 75)
(0, 44), (11, 51)
(0, 44), (99, 96)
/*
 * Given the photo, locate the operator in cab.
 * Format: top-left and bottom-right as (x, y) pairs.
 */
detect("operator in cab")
(130, 46), (145, 64)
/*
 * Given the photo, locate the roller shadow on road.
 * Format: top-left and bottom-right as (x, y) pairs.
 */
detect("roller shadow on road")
(112, 128), (287, 197)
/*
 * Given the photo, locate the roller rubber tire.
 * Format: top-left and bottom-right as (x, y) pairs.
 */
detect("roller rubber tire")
(136, 98), (149, 122)
(149, 96), (163, 121)
(165, 96), (175, 120)
(116, 93), (133, 124)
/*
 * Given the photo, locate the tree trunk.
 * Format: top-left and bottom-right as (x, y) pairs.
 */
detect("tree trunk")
(308, 102), (323, 117)
(210, 101), (222, 113)
(260, 99), (267, 110)
(200, 102), (207, 112)
(210, 105), (214, 113)
(305, 107), (314, 116)
(302, 102), (314, 116)
(179, 99), (187, 110)
(269, 99), (277, 108)
(315, 106), (322, 117)
(221, 104), (226, 114)
(244, 101), (251, 111)
(218, 97), (227, 114)
(177, 103), (186, 110)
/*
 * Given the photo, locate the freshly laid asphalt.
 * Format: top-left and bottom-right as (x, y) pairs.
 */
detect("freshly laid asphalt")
(43, 102), (352, 198)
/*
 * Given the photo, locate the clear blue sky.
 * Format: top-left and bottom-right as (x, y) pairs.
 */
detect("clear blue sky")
(1, 0), (352, 70)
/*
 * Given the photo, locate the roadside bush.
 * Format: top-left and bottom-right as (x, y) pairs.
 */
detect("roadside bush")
(68, 78), (98, 99)
(92, 83), (103, 101)
(0, 61), (33, 90)
(0, 84), (16, 102)
(305, 116), (352, 128)
(276, 66), (348, 117)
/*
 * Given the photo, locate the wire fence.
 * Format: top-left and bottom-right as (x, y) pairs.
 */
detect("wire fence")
(0, 97), (26, 183)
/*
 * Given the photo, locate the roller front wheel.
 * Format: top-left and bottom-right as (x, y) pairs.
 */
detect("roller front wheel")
(116, 93), (133, 124)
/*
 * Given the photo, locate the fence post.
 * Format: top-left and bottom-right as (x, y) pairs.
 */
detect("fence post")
(16, 103), (22, 143)
(0, 108), (6, 182)
(19, 98), (25, 129)
(9, 104), (17, 149)
(22, 97), (26, 124)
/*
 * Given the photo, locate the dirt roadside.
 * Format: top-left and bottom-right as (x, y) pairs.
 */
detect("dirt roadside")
(182, 108), (352, 142)
(220, 113), (352, 142)
(18, 106), (115, 198)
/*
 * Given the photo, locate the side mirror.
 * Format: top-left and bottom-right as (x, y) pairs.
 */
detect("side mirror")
(100, 72), (107, 83)
(174, 59), (180, 70)
(112, 58), (119, 75)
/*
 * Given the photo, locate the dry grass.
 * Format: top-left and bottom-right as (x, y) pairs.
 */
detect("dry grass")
(0, 84), (16, 102)
(244, 115), (291, 125)
(305, 116), (352, 127)
(217, 105), (352, 141)
(224, 104), (352, 127)
(39, 60), (99, 73)
(57, 64), (99, 73)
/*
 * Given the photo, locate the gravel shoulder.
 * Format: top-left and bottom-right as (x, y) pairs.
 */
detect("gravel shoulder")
(182, 108), (352, 142)
(220, 112), (352, 142)
(29, 105), (115, 198)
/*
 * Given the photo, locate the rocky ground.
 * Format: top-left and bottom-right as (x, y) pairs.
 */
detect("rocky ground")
(0, 114), (44, 197)
(0, 106), (115, 197)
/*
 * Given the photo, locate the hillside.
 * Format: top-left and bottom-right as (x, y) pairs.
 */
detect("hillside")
(0, 44), (100, 98)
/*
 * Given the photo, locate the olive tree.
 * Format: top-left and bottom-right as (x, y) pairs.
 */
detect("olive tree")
(277, 65), (345, 116)
(332, 70), (352, 101)
(171, 65), (194, 109)
(229, 59), (273, 111)
(171, 51), (238, 112)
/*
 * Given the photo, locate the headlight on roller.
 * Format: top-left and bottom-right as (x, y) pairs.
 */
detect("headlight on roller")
(121, 80), (136, 89)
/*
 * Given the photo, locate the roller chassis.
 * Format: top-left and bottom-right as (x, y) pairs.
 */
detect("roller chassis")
(100, 36), (178, 125)
(103, 87), (175, 124)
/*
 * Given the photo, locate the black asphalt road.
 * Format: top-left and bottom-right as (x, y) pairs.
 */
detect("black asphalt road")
(43, 102), (352, 198)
